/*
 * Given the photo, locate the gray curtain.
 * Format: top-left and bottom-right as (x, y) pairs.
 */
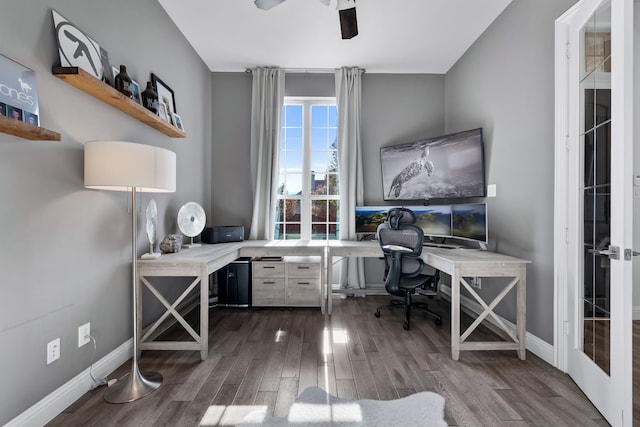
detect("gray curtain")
(249, 67), (285, 240)
(336, 66), (365, 289)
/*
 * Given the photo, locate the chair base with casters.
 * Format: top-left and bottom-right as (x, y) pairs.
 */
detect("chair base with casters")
(374, 279), (443, 330)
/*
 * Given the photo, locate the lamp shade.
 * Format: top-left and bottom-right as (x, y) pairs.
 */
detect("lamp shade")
(84, 140), (176, 193)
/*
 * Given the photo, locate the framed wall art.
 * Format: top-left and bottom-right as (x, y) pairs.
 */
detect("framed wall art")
(52, 10), (111, 83)
(151, 73), (176, 125)
(173, 113), (184, 131)
(0, 54), (40, 125)
(157, 102), (169, 122)
(130, 79), (141, 104)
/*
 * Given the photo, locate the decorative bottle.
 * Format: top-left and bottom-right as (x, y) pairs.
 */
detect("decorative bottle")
(141, 81), (158, 114)
(114, 65), (133, 98)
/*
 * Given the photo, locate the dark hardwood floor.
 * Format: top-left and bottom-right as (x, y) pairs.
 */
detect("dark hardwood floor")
(48, 295), (610, 426)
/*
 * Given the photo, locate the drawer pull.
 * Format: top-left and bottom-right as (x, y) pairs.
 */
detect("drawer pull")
(297, 266), (310, 269)
(264, 281), (276, 284)
(263, 266), (276, 269)
(297, 281), (311, 285)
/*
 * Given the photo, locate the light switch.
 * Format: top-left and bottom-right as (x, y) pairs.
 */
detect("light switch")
(487, 184), (497, 198)
(634, 175), (640, 186)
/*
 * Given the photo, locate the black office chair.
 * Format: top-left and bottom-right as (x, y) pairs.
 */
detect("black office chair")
(374, 208), (442, 330)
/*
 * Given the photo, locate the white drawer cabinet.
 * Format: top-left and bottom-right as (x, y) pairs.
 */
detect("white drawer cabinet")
(252, 256), (321, 307)
(286, 259), (321, 306)
(252, 261), (285, 306)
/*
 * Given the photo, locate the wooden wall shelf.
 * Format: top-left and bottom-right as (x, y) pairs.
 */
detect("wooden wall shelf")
(0, 115), (61, 141)
(52, 66), (186, 138)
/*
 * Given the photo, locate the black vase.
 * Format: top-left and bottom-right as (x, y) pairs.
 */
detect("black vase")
(114, 65), (133, 98)
(141, 81), (158, 114)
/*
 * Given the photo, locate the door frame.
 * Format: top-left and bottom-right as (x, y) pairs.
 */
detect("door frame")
(554, 0), (634, 425)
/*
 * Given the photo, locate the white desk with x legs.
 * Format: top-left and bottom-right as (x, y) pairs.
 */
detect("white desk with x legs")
(326, 240), (530, 360)
(136, 240), (329, 360)
(136, 239), (529, 361)
(418, 247), (530, 360)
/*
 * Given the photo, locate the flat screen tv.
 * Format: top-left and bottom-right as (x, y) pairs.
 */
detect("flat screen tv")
(451, 203), (487, 244)
(380, 128), (486, 201)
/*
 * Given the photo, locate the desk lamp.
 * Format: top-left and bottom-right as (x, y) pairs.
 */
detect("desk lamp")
(84, 140), (176, 403)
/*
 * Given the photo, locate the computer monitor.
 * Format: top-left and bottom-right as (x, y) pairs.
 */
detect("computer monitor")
(451, 203), (488, 248)
(408, 205), (452, 239)
(355, 206), (393, 234)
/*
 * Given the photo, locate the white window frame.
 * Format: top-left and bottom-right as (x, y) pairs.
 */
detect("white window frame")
(276, 96), (338, 240)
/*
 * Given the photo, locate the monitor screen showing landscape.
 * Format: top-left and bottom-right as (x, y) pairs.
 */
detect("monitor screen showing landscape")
(409, 205), (452, 238)
(355, 206), (392, 234)
(451, 203), (487, 243)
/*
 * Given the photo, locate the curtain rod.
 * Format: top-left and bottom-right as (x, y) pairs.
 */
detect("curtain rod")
(245, 67), (365, 74)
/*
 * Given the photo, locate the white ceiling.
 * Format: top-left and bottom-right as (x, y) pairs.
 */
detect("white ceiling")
(158, 0), (512, 74)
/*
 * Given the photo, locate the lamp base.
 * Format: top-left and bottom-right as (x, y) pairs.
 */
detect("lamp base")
(141, 252), (161, 259)
(104, 368), (162, 403)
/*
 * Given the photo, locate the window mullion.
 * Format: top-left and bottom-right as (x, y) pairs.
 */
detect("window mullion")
(301, 100), (312, 240)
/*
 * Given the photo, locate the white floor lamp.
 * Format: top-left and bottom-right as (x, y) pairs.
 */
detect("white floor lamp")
(84, 140), (176, 403)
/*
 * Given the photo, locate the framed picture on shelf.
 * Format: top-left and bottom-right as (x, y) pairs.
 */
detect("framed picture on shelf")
(130, 79), (141, 104)
(24, 112), (38, 126)
(0, 54), (39, 125)
(173, 113), (184, 131)
(7, 105), (23, 121)
(151, 73), (176, 125)
(157, 102), (169, 122)
(52, 10), (110, 82)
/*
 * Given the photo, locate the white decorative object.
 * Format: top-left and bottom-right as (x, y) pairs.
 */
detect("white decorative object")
(141, 199), (160, 259)
(177, 202), (206, 248)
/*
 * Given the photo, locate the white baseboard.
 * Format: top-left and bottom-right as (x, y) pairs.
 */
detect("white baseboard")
(6, 339), (132, 427)
(439, 285), (555, 366)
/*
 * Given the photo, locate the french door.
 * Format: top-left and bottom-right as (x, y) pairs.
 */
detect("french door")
(554, 0), (633, 425)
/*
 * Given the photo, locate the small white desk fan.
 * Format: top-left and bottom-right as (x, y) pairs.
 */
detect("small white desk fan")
(141, 199), (161, 259)
(177, 202), (206, 248)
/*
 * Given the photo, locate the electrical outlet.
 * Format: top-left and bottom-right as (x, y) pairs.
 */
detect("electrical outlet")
(47, 338), (60, 364)
(78, 322), (91, 347)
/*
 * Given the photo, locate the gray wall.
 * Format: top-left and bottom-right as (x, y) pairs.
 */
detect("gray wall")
(210, 72), (445, 283)
(0, 1), (211, 423)
(444, 0), (578, 343)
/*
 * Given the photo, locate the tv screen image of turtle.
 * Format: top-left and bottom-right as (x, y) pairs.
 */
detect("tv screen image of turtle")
(380, 128), (486, 201)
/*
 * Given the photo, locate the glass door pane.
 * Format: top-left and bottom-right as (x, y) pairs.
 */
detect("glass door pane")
(580, 1), (611, 375)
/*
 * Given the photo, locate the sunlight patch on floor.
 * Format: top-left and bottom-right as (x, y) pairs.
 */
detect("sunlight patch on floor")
(274, 328), (287, 342)
(199, 405), (268, 426)
(288, 402), (363, 423)
(322, 327), (349, 356)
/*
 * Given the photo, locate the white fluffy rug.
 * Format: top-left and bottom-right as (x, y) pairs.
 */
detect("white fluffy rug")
(238, 386), (447, 426)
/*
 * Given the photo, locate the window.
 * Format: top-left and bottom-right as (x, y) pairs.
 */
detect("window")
(275, 97), (339, 240)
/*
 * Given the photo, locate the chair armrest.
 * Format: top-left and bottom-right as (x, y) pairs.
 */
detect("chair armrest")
(382, 244), (413, 253)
